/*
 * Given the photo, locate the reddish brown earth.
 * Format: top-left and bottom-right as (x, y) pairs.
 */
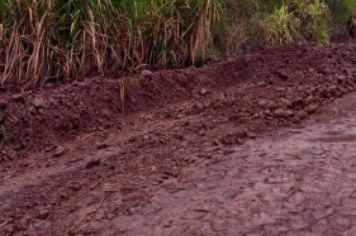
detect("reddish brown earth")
(0, 41), (356, 235)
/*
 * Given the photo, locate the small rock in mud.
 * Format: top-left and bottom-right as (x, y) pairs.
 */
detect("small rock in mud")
(292, 98), (304, 107)
(140, 69), (153, 79)
(235, 130), (248, 138)
(279, 98), (292, 108)
(252, 112), (261, 119)
(210, 218), (225, 231)
(264, 109), (272, 117)
(0, 99), (7, 110)
(257, 81), (267, 87)
(336, 74), (346, 83)
(198, 129), (206, 136)
(68, 181), (82, 191)
(251, 212), (276, 227)
(304, 95), (315, 105)
(267, 101), (278, 110)
(96, 143), (109, 150)
(258, 100), (268, 107)
(296, 110), (308, 119)
(273, 108), (293, 118)
(327, 85), (338, 94)
(308, 67), (315, 73)
(12, 93), (24, 101)
(236, 137), (244, 145)
(213, 139), (221, 146)
(86, 159), (102, 169)
(103, 183), (118, 193)
(275, 70), (289, 80)
(276, 87), (286, 93)
(44, 146), (54, 153)
(306, 104), (318, 114)
(340, 85), (351, 93)
(128, 136), (137, 143)
(221, 136), (233, 145)
(32, 97), (47, 108)
(247, 131), (257, 139)
(53, 146), (66, 157)
(106, 212), (115, 220)
(175, 113), (185, 119)
(37, 209), (50, 220)
(194, 204), (211, 213)
(199, 88), (209, 96)
(194, 102), (204, 111)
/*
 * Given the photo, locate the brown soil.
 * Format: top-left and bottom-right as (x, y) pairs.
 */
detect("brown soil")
(0, 41), (356, 235)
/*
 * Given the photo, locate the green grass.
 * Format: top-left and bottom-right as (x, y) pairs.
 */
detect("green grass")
(0, 0), (353, 88)
(0, 0), (222, 87)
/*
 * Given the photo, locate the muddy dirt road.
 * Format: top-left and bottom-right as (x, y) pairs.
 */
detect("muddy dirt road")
(113, 93), (356, 236)
(0, 42), (356, 235)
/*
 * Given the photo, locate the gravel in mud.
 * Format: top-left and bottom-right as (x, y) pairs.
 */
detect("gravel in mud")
(0, 41), (356, 235)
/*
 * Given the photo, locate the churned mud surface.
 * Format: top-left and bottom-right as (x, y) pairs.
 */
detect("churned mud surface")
(0, 41), (356, 235)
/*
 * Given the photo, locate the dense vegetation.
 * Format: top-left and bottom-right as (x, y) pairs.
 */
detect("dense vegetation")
(0, 0), (355, 88)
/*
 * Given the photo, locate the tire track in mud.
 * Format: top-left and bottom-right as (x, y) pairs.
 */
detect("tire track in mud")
(0, 42), (356, 235)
